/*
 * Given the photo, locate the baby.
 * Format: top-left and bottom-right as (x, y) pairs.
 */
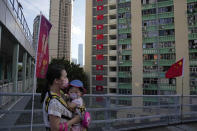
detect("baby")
(66, 80), (87, 131)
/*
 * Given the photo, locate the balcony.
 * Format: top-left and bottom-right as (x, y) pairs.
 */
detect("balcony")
(109, 61), (117, 65)
(143, 49), (158, 54)
(143, 37), (157, 43)
(109, 29), (117, 35)
(118, 28), (131, 34)
(142, 3), (156, 10)
(142, 14), (156, 21)
(159, 24), (174, 30)
(119, 60), (132, 66)
(159, 47), (175, 54)
(142, 26), (157, 32)
(118, 8), (130, 13)
(118, 38), (131, 44)
(158, 12), (174, 19)
(158, 0), (173, 8)
(121, 50), (131, 55)
(109, 82), (117, 87)
(118, 18), (130, 24)
(109, 71), (117, 76)
(190, 60), (197, 66)
(109, 39), (117, 45)
(109, 0), (116, 5)
(187, 0), (197, 3)
(109, 19), (117, 24)
(118, 72), (131, 78)
(118, 83), (132, 89)
(109, 50), (117, 55)
(189, 49), (197, 53)
(189, 33), (197, 40)
(159, 35), (175, 42)
(109, 9), (117, 15)
(143, 72), (158, 78)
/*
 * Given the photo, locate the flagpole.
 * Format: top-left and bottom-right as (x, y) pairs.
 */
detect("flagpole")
(181, 58), (184, 124)
(30, 13), (42, 131)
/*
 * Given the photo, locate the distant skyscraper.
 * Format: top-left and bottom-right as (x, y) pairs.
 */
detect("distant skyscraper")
(72, 58), (77, 65)
(78, 44), (83, 67)
(49, 0), (73, 61)
(33, 15), (40, 51)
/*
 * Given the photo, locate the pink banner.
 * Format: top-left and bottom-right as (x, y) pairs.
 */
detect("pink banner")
(36, 15), (52, 78)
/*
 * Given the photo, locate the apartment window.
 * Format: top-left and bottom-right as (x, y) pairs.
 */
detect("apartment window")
(110, 35), (117, 40)
(122, 44), (131, 50)
(158, 6), (174, 13)
(159, 18), (174, 25)
(143, 54), (156, 60)
(122, 55), (131, 60)
(110, 14), (116, 20)
(118, 23), (131, 29)
(110, 56), (117, 61)
(110, 88), (117, 93)
(159, 29), (174, 36)
(119, 33), (131, 39)
(159, 42), (175, 48)
(109, 5), (116, 10)
(189, 53), (197, 60)
(144, 78), (158, 84)
(142, 8), (156, 15)
(110, 24), (117, 29)
(190, 66), (197, 73)
(143, 19), (157, 27)
(118, 2), (131, 8)
(110, 67), (117, 71)
(119, 89), (132, 95)
(141, 0), (156, 4)
(169, 78), (176, 85)
(118, 12), (131, 19)
(143, 66), (157, 72)
(143, 31), (157, 37)
(110, 45), (117, 50)
(110, 77), (117, 82)
(119, 78), (131, 83)
(189, 40), (197, 49)
(189, 27), (197, 34)
(119, 66), (131, 72)
(143, 90), (158, 95)
(160, 53), (175, 60)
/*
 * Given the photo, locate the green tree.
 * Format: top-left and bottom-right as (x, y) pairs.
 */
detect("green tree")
(37, 58), (89, 93)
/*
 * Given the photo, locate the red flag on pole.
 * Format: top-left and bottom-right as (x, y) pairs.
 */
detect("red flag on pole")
(96, 65), (103, 70)
(96, 25), (103, 30)
(36, 15), (52, 78)
(96, 75), (103, 81)
(97, 15), (104, 20)
(96, 34), (104, 40)
(96, 44), (103, 50)
(165, 58), (184, 78)
(97, 5), (104, 11)
(96, 54), (104, 60)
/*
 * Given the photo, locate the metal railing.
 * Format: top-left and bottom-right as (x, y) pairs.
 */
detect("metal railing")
(5, 0), (33, 44)
(0, 93), (197, 131)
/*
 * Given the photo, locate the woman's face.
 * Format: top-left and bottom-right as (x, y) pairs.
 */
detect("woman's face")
(57, 70), (69, 89)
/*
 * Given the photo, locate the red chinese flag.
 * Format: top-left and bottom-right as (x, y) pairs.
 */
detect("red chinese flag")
(96, 75), (103, 81)
(96, 54), (104, 60)
(97, 15), (104, 20)
(96, 34), (104, 40)
(96, 44), (103, 50)
(96, 86), (103, 91)
(97, 0), (103, 1)
(96, 24), (103, 30)
(97, 5), (104, 11)
(165, 58), (184, 78)
(36, 15), (52, 78)
(96, 65), (103, 70)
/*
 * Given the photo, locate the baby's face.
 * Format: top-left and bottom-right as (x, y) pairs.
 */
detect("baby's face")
(68, 87), (82, 97)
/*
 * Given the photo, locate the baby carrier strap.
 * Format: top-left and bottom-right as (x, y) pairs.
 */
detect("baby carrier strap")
(45, 92), (74, 115)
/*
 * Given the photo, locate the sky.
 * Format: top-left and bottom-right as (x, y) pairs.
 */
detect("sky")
(18, 0), (85, 61)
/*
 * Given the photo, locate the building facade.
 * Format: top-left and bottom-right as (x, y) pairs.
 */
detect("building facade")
(78, 44), (84, 66)
(85, 0), (197, 101)
(49, 0), (72, 60)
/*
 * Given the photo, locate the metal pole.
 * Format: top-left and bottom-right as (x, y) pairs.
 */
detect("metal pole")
(30, 13), (42, 131)
(181, 76), (184, 123)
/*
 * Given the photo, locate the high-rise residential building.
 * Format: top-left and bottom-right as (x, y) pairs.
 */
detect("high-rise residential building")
(85, 0), (197, 101)
(33, 15), (40, 52)
(78, 44), (83, 66)
(49, 0), (73, 61)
